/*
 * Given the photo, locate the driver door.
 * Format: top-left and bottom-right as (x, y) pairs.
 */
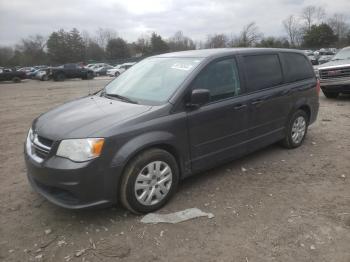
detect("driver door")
(187, 57), (250, 172)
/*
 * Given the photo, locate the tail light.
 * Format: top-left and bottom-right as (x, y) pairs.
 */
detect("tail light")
(316, 79), (320, 95)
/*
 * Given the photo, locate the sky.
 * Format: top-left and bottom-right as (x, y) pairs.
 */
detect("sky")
(0, 0), (349, 46)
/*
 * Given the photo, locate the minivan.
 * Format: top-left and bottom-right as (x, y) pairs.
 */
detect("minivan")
(25, 48), (319, 213)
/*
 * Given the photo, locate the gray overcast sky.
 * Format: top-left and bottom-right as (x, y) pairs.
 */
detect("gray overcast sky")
(0, 0), (349, 46)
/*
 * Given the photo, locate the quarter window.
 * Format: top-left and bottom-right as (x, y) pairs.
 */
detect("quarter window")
(244, 54), (283, 92)
(282, 53), (314, 82)
(192, 58), (241, 102)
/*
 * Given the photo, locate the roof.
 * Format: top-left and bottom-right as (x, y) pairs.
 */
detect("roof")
(154, 48), (304, 59)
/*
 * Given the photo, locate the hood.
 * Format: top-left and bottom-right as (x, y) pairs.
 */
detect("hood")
(315, 59), (350, 70)
(33, 96), (152, 140)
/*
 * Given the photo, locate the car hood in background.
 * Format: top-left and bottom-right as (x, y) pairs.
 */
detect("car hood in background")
(33, 96), (152, 140)
(315, 58), (350, 70)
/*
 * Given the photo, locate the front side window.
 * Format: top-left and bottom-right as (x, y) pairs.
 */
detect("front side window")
(244, 54), (283, 92)
(104, 57), (203, 105)
(192, 58), (241, 102)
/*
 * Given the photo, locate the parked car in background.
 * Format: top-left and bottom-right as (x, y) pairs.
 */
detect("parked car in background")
(26, 68), (41, 79)
(18, 67), (35, 73)
(318, 55), (333, 64)
(0, 68), (26, 82)
(85, 64), (96, 69)
(106, 62), (136, 77)
(25, 48), (319, 213)
(49, 63), (94, 81)
(315, 46), (350, 98)
(93, 64), (114, 76)
(34, 68), (50, 81)
(306, 53), (318, 65)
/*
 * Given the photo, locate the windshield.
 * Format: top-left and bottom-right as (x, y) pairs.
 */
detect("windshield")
(103, 57), (203, 105)
(332, 48), (350, 61)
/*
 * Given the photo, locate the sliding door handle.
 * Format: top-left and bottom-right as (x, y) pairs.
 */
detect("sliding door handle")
(251, 99), (263, 105)
(233, 104), (247, 110)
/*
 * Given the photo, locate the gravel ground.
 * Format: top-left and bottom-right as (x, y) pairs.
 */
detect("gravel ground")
(0, 78), (349, 262)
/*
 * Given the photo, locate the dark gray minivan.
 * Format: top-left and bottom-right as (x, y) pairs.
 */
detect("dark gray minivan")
(25, 48), (319, 213)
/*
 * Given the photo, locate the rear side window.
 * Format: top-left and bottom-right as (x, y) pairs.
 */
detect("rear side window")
(282, 53), (314, 82)
(243, 54), (283, 92)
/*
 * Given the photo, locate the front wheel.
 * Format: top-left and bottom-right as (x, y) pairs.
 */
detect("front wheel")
(115, 71), (120, 77)
(120, 149), (179, 214)
(281, 110), (309, 149)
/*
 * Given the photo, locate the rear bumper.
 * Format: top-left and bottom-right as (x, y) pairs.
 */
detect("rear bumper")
(24, 148), (121, 209)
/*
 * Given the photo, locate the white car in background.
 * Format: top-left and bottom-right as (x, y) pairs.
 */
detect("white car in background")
(106, 62), (136, 77)
(93, 64), (113, 76)
(34, 68), (50, 81)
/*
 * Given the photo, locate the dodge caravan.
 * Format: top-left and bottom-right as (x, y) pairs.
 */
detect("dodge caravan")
(24, 48), (319, 213)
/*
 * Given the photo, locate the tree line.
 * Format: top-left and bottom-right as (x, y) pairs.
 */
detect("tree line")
(0, 5), (349, 67)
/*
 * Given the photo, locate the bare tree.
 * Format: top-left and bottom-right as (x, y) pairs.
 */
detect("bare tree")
(283, 15), (302, 47)
(167, 31), (196, 51)
(301, 5), (326, 31)
(16, 35), (47, 65)
(328, 13), (349, 39)
(134, 34), (151, 55)
(95, 28), (118, 49)
(235, 22), (262, 47)
(0, 46), (14, 66)
(205, 34), (228, 48)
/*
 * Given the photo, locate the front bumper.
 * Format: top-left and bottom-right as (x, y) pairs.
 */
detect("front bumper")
(320, 77), (350, 87)
(24, 148), (121, 209)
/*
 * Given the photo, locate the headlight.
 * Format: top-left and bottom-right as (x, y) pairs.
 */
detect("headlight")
(56, 138), (105, 162)
(314, 67), (319, 78)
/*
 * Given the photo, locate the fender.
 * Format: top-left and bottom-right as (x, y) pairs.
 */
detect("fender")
(286, 96), (311, 127)
(110, 131), (181, 170)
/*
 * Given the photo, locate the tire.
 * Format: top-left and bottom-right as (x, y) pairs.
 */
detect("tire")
(115, 71), (120, 77)
(281, 110), (309, 149)
(12, 77), (21, 83)
(55, 73), (65, 81)
(120, 148), (179, 214)
(322, 90), (338, 99)
(87, 72), (94, 80)
(41, 75), (48, 81)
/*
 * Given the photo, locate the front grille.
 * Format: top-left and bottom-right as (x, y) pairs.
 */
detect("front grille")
(32, 143), (50, 159)
(26, 129), (53, 163)
(37, 135), (53, 148)
(32, 135), (53, 160)
(319, 67), (350, 79)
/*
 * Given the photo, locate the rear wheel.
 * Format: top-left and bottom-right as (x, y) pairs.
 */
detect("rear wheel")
(115, 71), (120, 77)
(281, 110), (309, 149)
(12, 77), (21, 83)
(41, 75), (48, 81)
(323, 90), (339, 98)
(87, 72), (94, 79)
(120, 149), (179, 214)
(55, 73), (65, 81)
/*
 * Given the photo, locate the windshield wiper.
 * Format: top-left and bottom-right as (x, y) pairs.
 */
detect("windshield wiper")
(101, 91), (138, 104)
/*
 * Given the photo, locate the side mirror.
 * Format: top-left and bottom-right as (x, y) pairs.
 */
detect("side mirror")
(188, 89), (210, 108)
